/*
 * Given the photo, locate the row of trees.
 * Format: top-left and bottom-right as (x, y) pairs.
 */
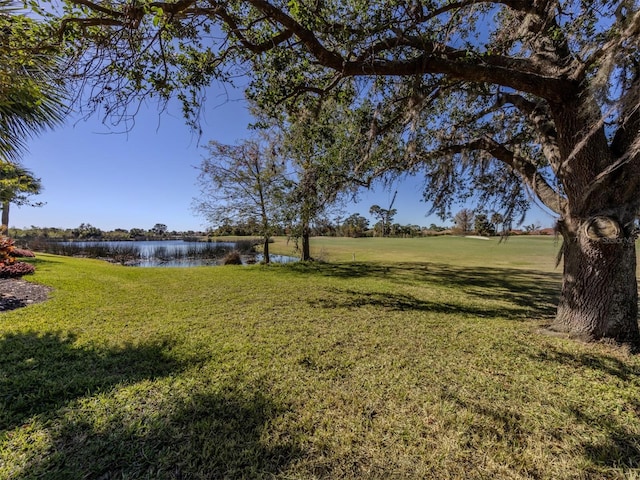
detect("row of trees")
(4, 0), (640, 346)
(9, 223), (201, 241)
(453, 209), (509, 236)
(193, 133), (424, 261)
(208, 211), (432, 239)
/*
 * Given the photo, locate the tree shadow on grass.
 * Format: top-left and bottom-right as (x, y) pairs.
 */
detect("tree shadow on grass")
(530, 347), (640, 381)
(309, 287), (541, 319)
(438, 375), (640, 477)
(526, 346), (640, 472)
(567, 402), (640, 473)
(0, 331), (185, 431)
(2, 332), (301, 479)
(19, 385), (300, 480)
(288, 262), (561, 320)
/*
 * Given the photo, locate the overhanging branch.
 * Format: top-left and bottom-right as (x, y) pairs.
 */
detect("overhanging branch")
(417, 136), (567, 214)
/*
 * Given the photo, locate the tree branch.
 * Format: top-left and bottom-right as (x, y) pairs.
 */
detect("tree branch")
(428, 136), (567, 214)
(67, 0), (123, 17)
(244, 0), (573, 103)
(496, 93), (561, 172)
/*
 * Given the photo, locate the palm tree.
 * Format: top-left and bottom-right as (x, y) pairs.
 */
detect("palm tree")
(0, 160), (42, 228)
(0, 0), (66, 161)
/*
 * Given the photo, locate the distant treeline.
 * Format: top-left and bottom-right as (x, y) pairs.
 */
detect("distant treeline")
(7, 223), (208, 242)
(8, 216), (550, 242)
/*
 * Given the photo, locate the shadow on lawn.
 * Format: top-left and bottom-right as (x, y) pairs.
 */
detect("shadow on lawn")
(22, 386), (299, 479)
(0, 331), (184, 431)
(2, 332), (300, 478)
(310, 288), (543, 319)
(527, 346), (640, 471)
(290, 262), (561, 320)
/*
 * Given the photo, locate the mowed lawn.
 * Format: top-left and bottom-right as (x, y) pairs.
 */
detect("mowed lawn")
(2, 236), (640, 479)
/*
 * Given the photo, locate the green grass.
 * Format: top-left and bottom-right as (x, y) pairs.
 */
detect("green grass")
(1, 237), (640, 479)
(270, 234), (561, 269)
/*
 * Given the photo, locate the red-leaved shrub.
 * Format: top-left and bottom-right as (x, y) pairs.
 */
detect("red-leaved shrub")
(0, 235), (16, 266)
(0, 261), (35, 278)
(0, 235), (35, 277)
(12, 248), (35, 258)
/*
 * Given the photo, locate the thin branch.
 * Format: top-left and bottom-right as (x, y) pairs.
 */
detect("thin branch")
(403, 136), (566, 214)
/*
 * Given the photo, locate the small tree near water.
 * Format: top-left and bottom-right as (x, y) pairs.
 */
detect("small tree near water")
(194, 139), (288, 264)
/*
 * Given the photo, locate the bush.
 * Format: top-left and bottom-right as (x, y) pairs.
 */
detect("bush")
(0, 235), (16, 266)
(12, 248), (35, 258)
(0, 235), (36, 278)
(222, 250), (243, 265)
(0, 261), (35, 278)
(234, 239), (260, 254)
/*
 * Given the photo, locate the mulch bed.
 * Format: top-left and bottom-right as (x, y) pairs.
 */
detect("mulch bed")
(0, 278), (52, 312)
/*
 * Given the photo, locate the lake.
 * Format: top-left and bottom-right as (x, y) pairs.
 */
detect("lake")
(40, 240), (298, 267)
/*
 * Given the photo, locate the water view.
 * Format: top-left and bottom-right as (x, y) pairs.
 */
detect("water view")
(27, 239), (298, 267)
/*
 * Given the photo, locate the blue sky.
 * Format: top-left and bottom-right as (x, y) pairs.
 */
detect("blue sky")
(14, 84), (556, 232)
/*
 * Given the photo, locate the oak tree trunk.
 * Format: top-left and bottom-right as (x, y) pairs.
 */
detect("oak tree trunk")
(553, 216), (640, 349)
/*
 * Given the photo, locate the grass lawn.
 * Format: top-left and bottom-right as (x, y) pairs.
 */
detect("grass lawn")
(1, 236), (640, 479)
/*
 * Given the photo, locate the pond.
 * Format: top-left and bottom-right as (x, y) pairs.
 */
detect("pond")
(29, 240), (298, 267)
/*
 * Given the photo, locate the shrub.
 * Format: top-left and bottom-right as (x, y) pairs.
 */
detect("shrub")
(222, 250), (243, 265)
(0, 235), (16, 266)
(0, 235), (36, 278)
(0, 261), (35, 278)
(234, 239), (261, 253)
(12, 248), (35, 258)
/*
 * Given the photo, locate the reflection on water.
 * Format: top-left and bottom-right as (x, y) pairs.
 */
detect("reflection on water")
(32, 240), (298, 267)
(136, 253), (298, 268)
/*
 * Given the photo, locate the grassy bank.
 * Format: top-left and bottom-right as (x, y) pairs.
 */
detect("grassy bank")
(1, 237), (639, 479)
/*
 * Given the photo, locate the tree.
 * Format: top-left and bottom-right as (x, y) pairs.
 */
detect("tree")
(474, 212), (496, 236)
(193, 138), (288, 264)
(490, 213), (507, 236)
(369, 197), (398, 238)
(0, 160), (43, 228)
(453, 209), (475, 235)
(72, 223), (102, 239)
(0, 1), (66, 161)
(151, 223), (168, 236)
(53, 1), (640, 347)
(341, 213), (369, 238)
(256, 98), (364, 261)
(129, 228), (145, 239)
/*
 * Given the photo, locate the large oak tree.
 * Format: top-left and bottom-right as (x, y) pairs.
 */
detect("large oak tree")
(51, 0), (640, 348)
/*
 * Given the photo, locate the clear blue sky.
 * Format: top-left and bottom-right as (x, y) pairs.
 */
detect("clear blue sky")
(14, 84), (556, 232)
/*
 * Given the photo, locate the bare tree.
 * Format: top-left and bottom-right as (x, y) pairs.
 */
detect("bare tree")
(453, 209), (474, 235)
(194, 138), (288, 264)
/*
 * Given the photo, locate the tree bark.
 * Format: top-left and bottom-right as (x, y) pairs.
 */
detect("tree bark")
(1, 201), (8, 230)
(301, 223), (311, 261)
(263, 236), (270, 264)
(553, 216), (640, 350)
